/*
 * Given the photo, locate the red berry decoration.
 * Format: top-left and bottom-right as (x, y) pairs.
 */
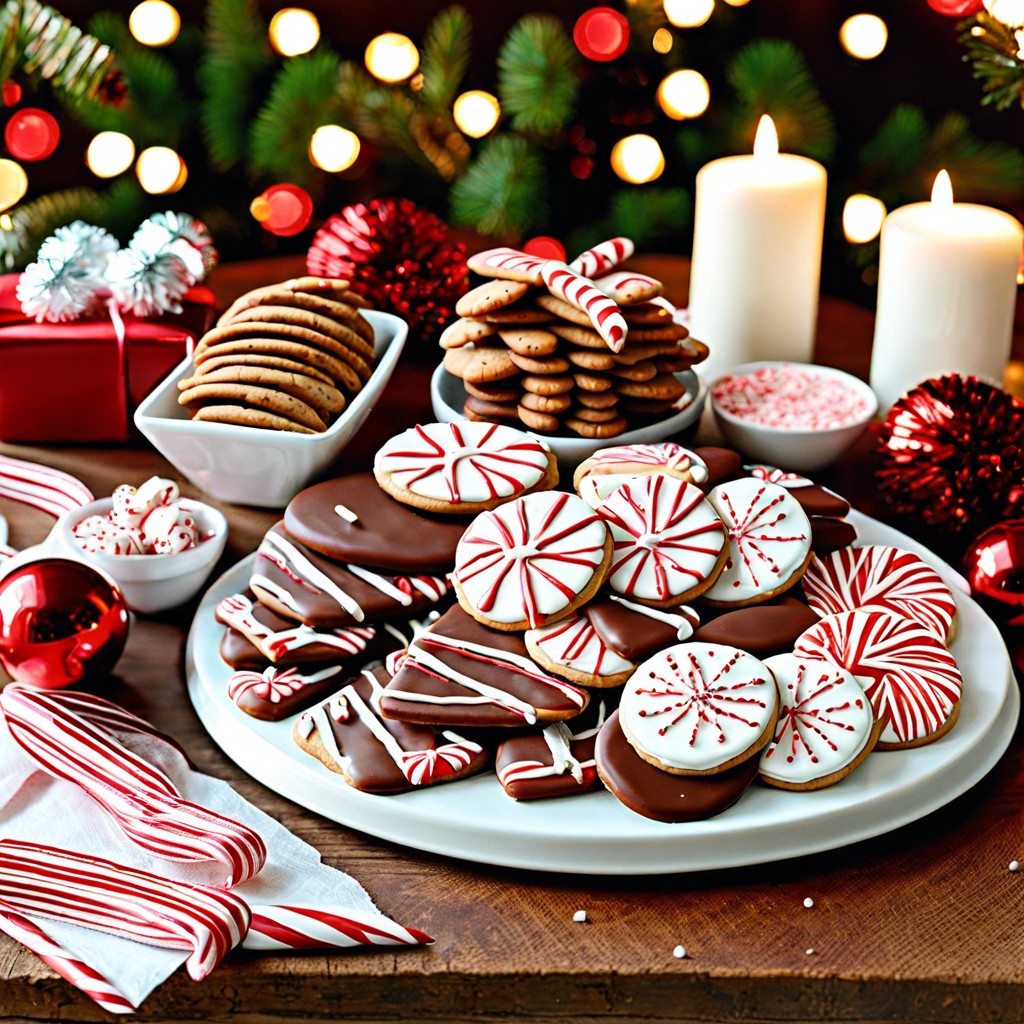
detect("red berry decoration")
(875, 374), (1024, 534)
(307, 198), (469, 345)
(962, 519), (1024, 627)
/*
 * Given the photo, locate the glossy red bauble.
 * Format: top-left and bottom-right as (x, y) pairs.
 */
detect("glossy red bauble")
(926, 0), (984, 15)
(963, 519), (1024, 628)
(0, 558), (129, 689)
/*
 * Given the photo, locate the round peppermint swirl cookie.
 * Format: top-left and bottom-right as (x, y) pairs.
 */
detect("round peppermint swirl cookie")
(801, 544), (957, 644)
(596, 475), (728, 608)
(374, 421), (558, 514)
(453, 491), (612, 631)
(758, 653), (878, 790)
(702, 478), (812, 607)
(573, 442), (709, 508)
(525, 608), (637, 688)
(619, 642), (778, 775)
(793, 609), (962, 749)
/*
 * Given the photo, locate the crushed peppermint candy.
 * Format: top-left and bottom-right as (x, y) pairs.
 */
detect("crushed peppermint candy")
(1010, 860), (1020, 872)
(712, 364), (871, 431)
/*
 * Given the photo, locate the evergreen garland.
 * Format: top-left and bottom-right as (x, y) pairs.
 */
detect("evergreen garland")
(418, 5), (471, 115)
(959, 12), (1024, 110)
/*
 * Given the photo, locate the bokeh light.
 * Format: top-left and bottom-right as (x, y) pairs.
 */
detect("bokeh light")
(365, 33), (420, 83)
(842, 194), (887, 244)
(523, 236), (567, 262)
(452, 90), (501, 138)
(663, 0), (715, 29)
(839, 14), (888, 59)
(2, 81), (22, 106)
(657, 69), (710, 120)
(309, 124), (361, 172)
(574, 7), (630, 61)
(985, 0), (1024, 28)
(723, 0), (751, 6)
(136, 146), (187, 193)
(269, 8), (320, 57)
(652, 27), (674, 53)
(4, 109), (59, 161)
(0, 159), (28, 213)
(86, 131), (136, 178)
(128, 1), (180, 46)
(610, 134), (665, 184)
(251, 183), (313, 236)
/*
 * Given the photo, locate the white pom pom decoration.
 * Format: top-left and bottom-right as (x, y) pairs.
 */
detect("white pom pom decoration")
(105, 247), (192, 318)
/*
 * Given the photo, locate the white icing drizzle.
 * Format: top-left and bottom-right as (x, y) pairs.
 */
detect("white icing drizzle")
(542, 722), (584, 783)
(228, 664), (343, 707)
(496, 701), (607, 788)
(259, 530), (365, 621)
(344, 562), (414, 606)
(607, 594), (699, 639)
(744, 464), (813, 488)
(249, 573), (301, 612)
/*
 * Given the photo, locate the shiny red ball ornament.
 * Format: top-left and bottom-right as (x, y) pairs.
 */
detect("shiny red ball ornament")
(926, 0), (984, 16)
(0, 558), (129, 689)
(574, 8), (630, 62)
(875, 374), (1024, 534)
(523, 236), (566, 262)
(4, 108), (60, 162)
(963, 519), (1024, 628)
(307, 198), (468, 345)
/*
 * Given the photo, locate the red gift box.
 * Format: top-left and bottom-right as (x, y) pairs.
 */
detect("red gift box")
(0, 273), (214, 443)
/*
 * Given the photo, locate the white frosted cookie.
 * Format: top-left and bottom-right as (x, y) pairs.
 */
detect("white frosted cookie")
(702, 478), (812, 607)
(758, 653), (878, 790)
(619, 642), (778, 775)
(573, 442), (709, 508)
(525, 608), (636, 688)
(596, 474), (727, 607)
(374, 421), (558, 514)
(453, 491), (612, 631)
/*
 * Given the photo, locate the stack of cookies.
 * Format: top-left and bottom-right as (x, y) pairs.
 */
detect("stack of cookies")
(440, 238), (708, 440)
(177, 276), (376, 434)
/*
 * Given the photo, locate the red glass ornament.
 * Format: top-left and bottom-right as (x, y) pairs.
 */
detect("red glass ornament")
(0, 559), (129, 689)
(4, 108), (59, 162)
(256, 183), (313, 237)
(574, 8), (630, 62)
(963, 519), (1024, 628)
(523, 236), (566, 262)
(926, 0), (984, 16)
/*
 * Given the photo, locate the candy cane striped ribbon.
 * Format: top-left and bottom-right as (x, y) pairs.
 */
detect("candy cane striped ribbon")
(243, 905), (432, 951)
(0, 686), (266, 887)
(0, 840), (250, 982)
(540, 261), (629, 353)
(568, 237), (634, 279)
(0, 898), (136, 1014)
(0, 454), (93, 518)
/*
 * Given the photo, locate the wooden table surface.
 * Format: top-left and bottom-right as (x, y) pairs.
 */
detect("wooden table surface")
(1, 257), (1022, 1024)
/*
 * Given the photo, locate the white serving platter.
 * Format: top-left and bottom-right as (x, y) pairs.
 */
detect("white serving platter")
(187, 510), (1018, 875)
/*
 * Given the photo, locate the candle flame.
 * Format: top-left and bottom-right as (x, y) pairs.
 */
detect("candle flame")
(931, 169), (954, 209)
(753, 115), (779, 158)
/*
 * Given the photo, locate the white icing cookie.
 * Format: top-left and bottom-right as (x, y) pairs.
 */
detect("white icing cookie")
(801, 544), (957, 644)
(702, 478), (812, 606)
(574, 442), (709, 508)
(758, 653), (876, 789)
(525, 608), (635, 685)
(453, 491), (611, 630)
(619, 642), (778, 774)
(374, 421), (556, 512)
(793, 609), (963, 749)
(596, 475), (727, 607)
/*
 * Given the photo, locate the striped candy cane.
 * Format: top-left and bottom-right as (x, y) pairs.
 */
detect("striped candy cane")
(0, 686), (266, 887)
(467, 247), (548, 284)
(541, 261), (629, 353)
(0, 898), (136, 1014)
(0, 840), (250, 982)
(244, 905), (433, 951)
(568, 237), (634, 280)
(0, 454), (93, 518)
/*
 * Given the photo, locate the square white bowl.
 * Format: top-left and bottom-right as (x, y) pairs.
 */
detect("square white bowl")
(134, 309), (408, 508)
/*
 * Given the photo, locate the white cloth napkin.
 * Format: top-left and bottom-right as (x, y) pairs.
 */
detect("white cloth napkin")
(0, 708), (392, 1007)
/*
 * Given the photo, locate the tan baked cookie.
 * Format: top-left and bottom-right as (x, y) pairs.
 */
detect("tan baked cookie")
(192, 337), (359, 391)
(615, 374), (687, 401)
(517, 405), (560, 432)
(191, 405), (319, 433)
(281, 276), (370, 306)
(520, 391), (572, 414)
(463, 395), (520, 421)
(443, 344), (518, 383)
(178, 380), (327, 431)
(534, 292), (595, 327)
(591, 270), (664, 305)
(563, 414), (628, 438)
(571, 371), (613, 392)
(439, 318), (499, 350)
(220, 290), (374, 343)
(509, 351), (571, 375)
(550, 323), (612, 349)
(178, 365), (346, 421)
(498, 328), (560, 357)
(575, 390), (619, 409)
(520, 373), (574, 395)
(566, 348), (616, 371)
(455, 279), (530, 318)
(222, 305), (375, 362)
(195, 352), (337, 387)
(464, 378), (523, 402)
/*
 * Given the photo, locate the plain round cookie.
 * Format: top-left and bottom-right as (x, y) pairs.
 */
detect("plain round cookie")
(373, 421), (558, 515)
(618, 642), (779, 776)
(452, 490), (612, 631)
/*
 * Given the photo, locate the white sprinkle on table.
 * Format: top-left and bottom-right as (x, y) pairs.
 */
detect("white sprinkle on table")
(572, 910), (587, 923)
(1010, 860), (1020, 872)
(805, 948), (817, 956)
(673, 945), (687, 959)
(803, 897), (815, 908)
(334, 504), (359, 523)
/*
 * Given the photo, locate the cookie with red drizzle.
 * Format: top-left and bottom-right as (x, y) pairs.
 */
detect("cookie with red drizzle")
(228, 663), (348, 722)
(573, 442), (708, 509)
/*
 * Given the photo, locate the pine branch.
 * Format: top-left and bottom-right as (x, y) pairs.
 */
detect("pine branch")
(198, 0), (274, 171)
(497, 15), (579, 140)
(960, 12), (1024, 111)
(248, 48), (342, 185)
(0, 0), (115, 103)
(97, 178), (149, 240)
(419, 5), (471, 115)
(859, 104), (930, 182)
(0, 187), (104, 270)
(927, 111), (1024, 200)
(450, 134), (547, 237)
(566, 188), (693, 257)
(726, 39), (836, 160)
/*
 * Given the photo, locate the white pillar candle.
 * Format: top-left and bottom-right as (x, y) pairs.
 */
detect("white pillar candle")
(688, 116), (827, 383)
(869, 170), (1023, 411)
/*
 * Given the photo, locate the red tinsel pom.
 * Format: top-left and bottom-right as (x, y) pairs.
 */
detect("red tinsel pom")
(307, 198), (468, 345)
(875, 374), (1024, 534)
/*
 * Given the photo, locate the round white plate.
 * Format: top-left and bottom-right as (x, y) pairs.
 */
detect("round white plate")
(187, 511), (1018, 875)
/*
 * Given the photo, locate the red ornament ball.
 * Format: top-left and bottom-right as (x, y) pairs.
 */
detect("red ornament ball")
(307, 198), (468, 344)
(574, 8), (630, 62)
(963, 519), (1024, 627)
(523, 236), (566, 262)
(0, 558), (129, 689)
(4, 108), (59, 162)
(875, 374), (1024, 534)
(254, 183), (313, 237)
(926, 0), (984, 16)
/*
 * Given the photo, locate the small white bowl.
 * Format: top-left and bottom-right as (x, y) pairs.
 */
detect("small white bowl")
(430, 364), (707, 468)
(710, 361), (878, 473)
(53, 497), (228, 614)
(134, 309), (408, 508)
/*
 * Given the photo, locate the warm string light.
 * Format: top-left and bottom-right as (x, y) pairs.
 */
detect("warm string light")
(842, 194), (887, 243)
(984, 0), (1024, 27)
(611, 134), (665, 183)
(722, 0), (751, 6)
(452, 90), (501, 138)
(128, 1), (180, 46)
(309, 124), (361, 172)
(3, 109), (59, 161)
(663, 0), (715, 29)
(657, 69), (710, 119)
(652, 27), (674, 53)
(135, 146), (187, 193)
(573, 7), (630, 61)
(269, 8), (320, 57)
(0, 159), (28, 213)
(86, 132), (136, 178)
(364, 33), (420, 83)
(839, 14), (888, 60)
